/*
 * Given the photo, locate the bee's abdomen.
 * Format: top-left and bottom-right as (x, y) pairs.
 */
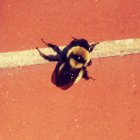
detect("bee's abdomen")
(54, 63), (81, 87)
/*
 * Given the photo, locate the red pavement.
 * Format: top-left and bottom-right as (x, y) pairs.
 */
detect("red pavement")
(0, 0), (140, 52)
(0, 0), (140, 140)
(0, 54), (140, 140)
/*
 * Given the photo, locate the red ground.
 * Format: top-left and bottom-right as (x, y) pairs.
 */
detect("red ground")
(0, 0), (140, 52)
(0, 0), (140, 140)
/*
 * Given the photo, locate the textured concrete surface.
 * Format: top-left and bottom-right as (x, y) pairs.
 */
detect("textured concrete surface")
(0, 0), (140, 140)
(0, 0), (140, 52)
(0, 54), (140, 140)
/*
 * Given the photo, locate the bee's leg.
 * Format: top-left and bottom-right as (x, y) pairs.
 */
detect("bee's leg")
(41, 38), (62, 55)
(36, 47), (60, 61)
(89, 42), (99, 52)
(47, 43), (62, 55)
(87, 59), (92, 66)
(82, 67), (96, 80)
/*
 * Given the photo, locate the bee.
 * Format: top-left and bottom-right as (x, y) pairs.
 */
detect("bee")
(36, 38), (98, 90)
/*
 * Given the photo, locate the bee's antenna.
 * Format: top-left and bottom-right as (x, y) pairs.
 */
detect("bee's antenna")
(89, 42), (99, 52)
(71, 37), (77, 41)
(41, 38), (48, 46)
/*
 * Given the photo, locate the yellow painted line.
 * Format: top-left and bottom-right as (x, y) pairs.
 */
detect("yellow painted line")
(0, 38), (140, 68)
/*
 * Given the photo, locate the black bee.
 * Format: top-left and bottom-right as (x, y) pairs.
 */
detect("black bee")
(36, 38), (98, 90)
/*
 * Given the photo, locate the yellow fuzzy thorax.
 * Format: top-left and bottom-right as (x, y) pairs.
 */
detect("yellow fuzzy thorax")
(70, 58), (84, 69)
(67, 46), (90, 69)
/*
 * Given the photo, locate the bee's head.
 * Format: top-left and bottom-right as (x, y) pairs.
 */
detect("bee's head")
(67, 46), (90, 69)
(70, 37), (90, 51)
